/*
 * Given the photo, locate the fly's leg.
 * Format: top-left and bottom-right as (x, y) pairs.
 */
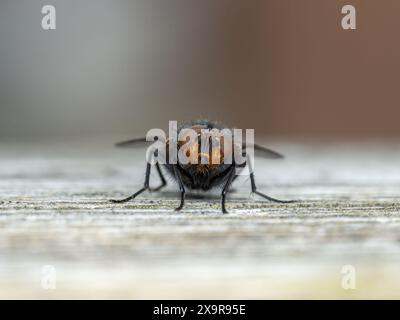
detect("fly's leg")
(110, 163), (151, 203)
(250, 172), (295, 203)
(173, 166), (185, 211)
(149, 163), (167, 192)
(221, 167), (236, 214)
(245, 153), (295, 204)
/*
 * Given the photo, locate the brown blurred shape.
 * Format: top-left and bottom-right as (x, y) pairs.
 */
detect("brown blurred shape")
(232, 0), (400, 138)
(1, 0), (400, 140)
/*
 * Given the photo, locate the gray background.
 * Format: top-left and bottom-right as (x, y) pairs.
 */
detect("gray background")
(1, 0), (400, 140)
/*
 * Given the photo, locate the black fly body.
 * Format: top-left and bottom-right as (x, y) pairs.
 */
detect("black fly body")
(110, 120), (294, 213)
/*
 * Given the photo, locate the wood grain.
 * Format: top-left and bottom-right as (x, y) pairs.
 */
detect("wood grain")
(1, 142), (400, 298)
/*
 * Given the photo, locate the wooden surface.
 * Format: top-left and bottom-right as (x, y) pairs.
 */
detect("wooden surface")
(1, 141), (400, 299)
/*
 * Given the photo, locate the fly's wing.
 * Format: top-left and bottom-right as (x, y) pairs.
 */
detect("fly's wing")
(115, 137), (150, 148)
(115, 138), (283, 159)
(115, 137), (169, 163)
(243, 143), (284, 159)
(254, 144), (284, 159)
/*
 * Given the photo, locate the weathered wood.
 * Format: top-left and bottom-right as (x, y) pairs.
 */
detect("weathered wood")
(0, 142), (400, 298)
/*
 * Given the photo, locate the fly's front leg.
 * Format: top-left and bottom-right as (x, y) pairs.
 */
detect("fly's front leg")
(249, 172), (295, 203)
(173, 166), (185, 211)
(149, 163), (167, 192)
(246, 154), (295, 204)
(221, 167), (236, 214)
(110, 163), (151, 203)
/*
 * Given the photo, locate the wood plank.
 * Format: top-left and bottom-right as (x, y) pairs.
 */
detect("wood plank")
(1, 142), (399, 298)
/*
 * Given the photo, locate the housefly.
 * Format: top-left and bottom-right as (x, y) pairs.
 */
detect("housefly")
(110, 120), (294, 213)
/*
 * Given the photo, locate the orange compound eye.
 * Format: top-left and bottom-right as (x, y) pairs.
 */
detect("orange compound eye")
(210, 147), (224, 165)
(190, 143), (199, 155)
(198, 152), (210, 164)
(185, 142), (199, 164)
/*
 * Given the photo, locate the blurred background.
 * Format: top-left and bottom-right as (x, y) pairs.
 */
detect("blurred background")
(1, 0), (400, 141)
(2, 1), (400, 299)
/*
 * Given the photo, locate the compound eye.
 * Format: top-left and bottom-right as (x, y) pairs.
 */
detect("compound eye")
(185, 142), (199, 163)
(199, 152), (210, 164)
(210, 147), (224, 165)
(209, 136), (226, 165)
